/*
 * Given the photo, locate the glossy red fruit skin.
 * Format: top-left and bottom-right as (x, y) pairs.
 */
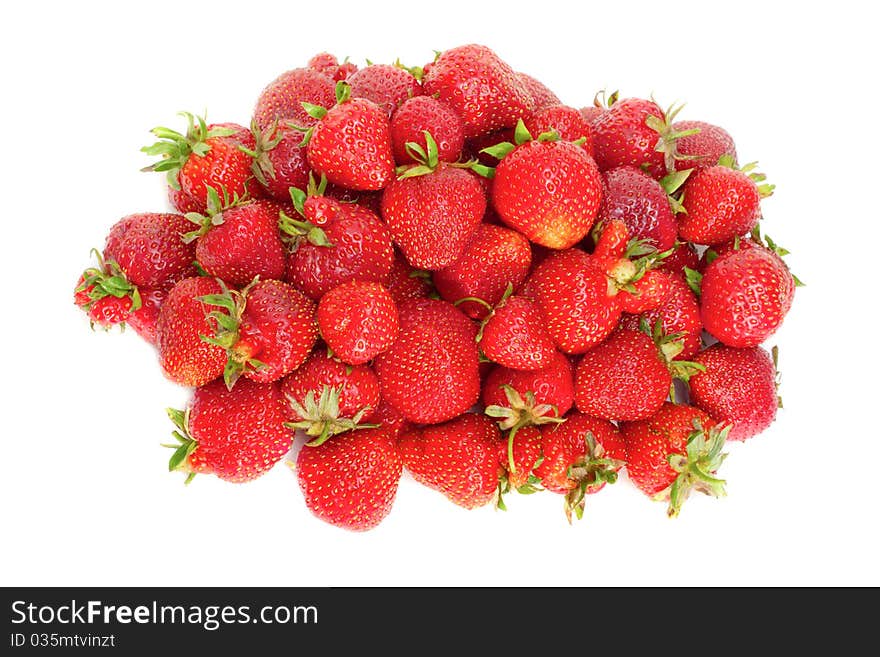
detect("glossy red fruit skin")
(523, 104), (594, 155)
(502, 425), (544, 489)
(253, 67), (336, 131)
(383, 249), (432, 304)
(482, 350), (574, 415)
(677, 165), (762, 245)
(374, 298), (480, 425)
(658, 241), (700, 277)
(433, 223), (531, 319)
(317, 280), (399, 365)
(255, 126), (311, 202)
(689, 344), (777, 442)
(282, 350), (381, 423)
(307, 52), (358, 81)
(390, 95), (465, 165)
(574, 329), (670, 421)
(672, 120), (737, 173)
(492, 140), (603, 250)
(422, 44), (534, 139)
(286, 204), (394, 301)
(307, 98), (395, 191)
(480, 296), (555, 371)
(398, 413), (504, 509)
(187, 378), (293, 483)
(347, 64), (423, 117)
(619, 272), (702, 360)
(156, 277), (227, 387)
(296, 426), (402, 531)
(700, 245), (795, 347)
(104, 213), (197, 288)
(124, 285), (168, 344)
(196, 200), (288, 287)
(592, 98), (667, 178)
(381, 166), (486, 270)
(516, 72), (561, 111)
(621, 402), (718, 497)
(598, 166), (677, 253)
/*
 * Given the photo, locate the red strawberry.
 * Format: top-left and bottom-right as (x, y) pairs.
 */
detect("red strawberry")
(141, 113), (257, 214)
(677, 158), (773, 245)
(373, 298), (480, 424)
(534, 412), (626, 521)
(192, 195), (288, 287)
(657, 240), (699, 277)
(317, 280), (400, 365)
(490, 122), (603, 249)
(699, 242), (795, 347)
(597, 166), (678, 253)
(246, 122), (311, 202)
(672, 120), (737, 172)
(479, 293), (555, 371)
(516, 72), (561, 110)
(167, 185), (204, 214)
(165, 378), (293, 483)
(523, 104), (594, 155)
(621, 402), (730, 517)
(422, 44), (534, 138)
(384, 248), (433, 304)
(390, 95), (465, 165)
(295, 425), (402, 531)
(253, 67), (336, 131)
(433, 223), (531, 319)
(482, 350), (574, 417)
(123, 285), (169, 344)
(398, 413), (504, 509)
(689, 344), (780, 442)
(155, 276), (228, 387)
(381, 133), (486, 269)
(347, 63), (423, 117)
(304, 81), (395, 191)
(498, 425), (544, 492)
(307, 52), (358, 81)
(371, 397), (412, 438)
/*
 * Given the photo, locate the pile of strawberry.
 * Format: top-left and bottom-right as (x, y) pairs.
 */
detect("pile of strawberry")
(74, 44), (800, 530)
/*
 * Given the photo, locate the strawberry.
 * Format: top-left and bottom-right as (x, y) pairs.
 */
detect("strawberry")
(620, 402), (730, 517)
(252, 67), (336, 131)
(397, 413), (504, 509)
(382, 131), (486, 269)
(534, 413), (626, 521)
(373, 297), (480, 424)
(75, 265), (141, 330)
(155, 276), (228, 387)
(489, 120), (602, 249)
(245, 122), (311, 202)
(307, 52), (358, 81)
(347, 63), (423, 117)
(295, 425), (402, 531)
(141, 113), (257, 214)
(304, 81), (395, 191)
(516, 72), (561, 110)
(479, 292), (555, 371)
(390, 95), (465, 165)
(122, 286), (168, 344)
(698, 241), (795, 347)
(384, 248), (433, 304)
(677, 157), (773, 245)
(199, 278), (318, 388)
(317, 280), (400, 365)
(482, 350), (574, 418)
(688, 344), (780, 442)
(498, 425), (543, 492)
(672, 120), (737, 172)
(522, 104), (594, 155)
(190, 194), (288, 287)
(597, 166), (678, 253)
(433, 223), (531, 319)
(657, 240), (699, 277)
(165, 378), (293, 483)
(422, 44), (534, 138)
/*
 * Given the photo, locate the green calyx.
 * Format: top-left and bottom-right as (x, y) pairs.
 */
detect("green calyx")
(772, 345), (783, 409)
(750, 225), (805, 287)
(394, 58), (424, 81)
(644, 101), (701, 174)
(182, 185), (246, 243)
(284, 386), (378, 447)
(244, 120), (285, 188)
(659, 168), (693, 214)
(161, 407), (198, 485)
(683, 266), (703, 297)
(397, 131), (442, 179)
(140, 111), (236, 189)
(563, 432), (625, 523)
(76, 248), (142, 316)
(660, 419), (730, 518)
(638, 317), (706, 382)
(719, 155), (775, 197)
(278, 211), (333, 250)
(592, 89), (619, 110)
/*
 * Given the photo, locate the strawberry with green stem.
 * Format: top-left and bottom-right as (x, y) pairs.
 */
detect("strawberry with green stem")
(252, 66), (336, 132)
(476, 284), (556, 371)
(317, 280), (399, 366)
(347, 63), (423, 117)
(671, 120), (737, 173)
(390, 95), (465, 165)
(243, 120), (311, 202)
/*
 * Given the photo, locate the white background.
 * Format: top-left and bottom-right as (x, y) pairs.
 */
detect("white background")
(2, 0), (877, 587)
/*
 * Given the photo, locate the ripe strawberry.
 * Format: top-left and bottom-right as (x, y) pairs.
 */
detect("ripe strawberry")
(384, 248), (433, 304)
(317, 280), (400, 365)
(165, 378), (293, 483)
(516, 72), (561, 110)
(534, 412), (626, 521)
(620, 402), (730, 517)
(398, 413), (504, 509)
(498, 425), (543, 492)
(252, 67), (336, 131)
(191, 195), (288, 287)
(422, 44), (534, 138)
(677, 158), (773, 245)
(390, 95), (465, 165)
(155, 276), (228, 387)
(433, 223), (531, 319)
(523, 104), (594, 155)
(373, 298), (480, 424)
(141, 113), (257, 214)
(482, 350), (574, 417)
(295, 425), (402, 531)
(490, 121), (603, 249)
(479, 293), (555, 371)
(347, 63), (423, 116)
(657, 240), (699, 277)
(672, 120), (737, 172)
(200, 279), (318, 388)
(689, 344), (780, 442)
(304, 81), (395, 191)
(699, 242), (795, 347)
(245, 122), (311, 202)
(307, 52), (358, 81)
(597, 166), (678, 253)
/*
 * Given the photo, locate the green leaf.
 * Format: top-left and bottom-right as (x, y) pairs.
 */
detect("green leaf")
(683, 267), (702, 297)
(513, 118), (533, 145)
(479, 142), (516, 160)
(301, 102), (327, 120)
